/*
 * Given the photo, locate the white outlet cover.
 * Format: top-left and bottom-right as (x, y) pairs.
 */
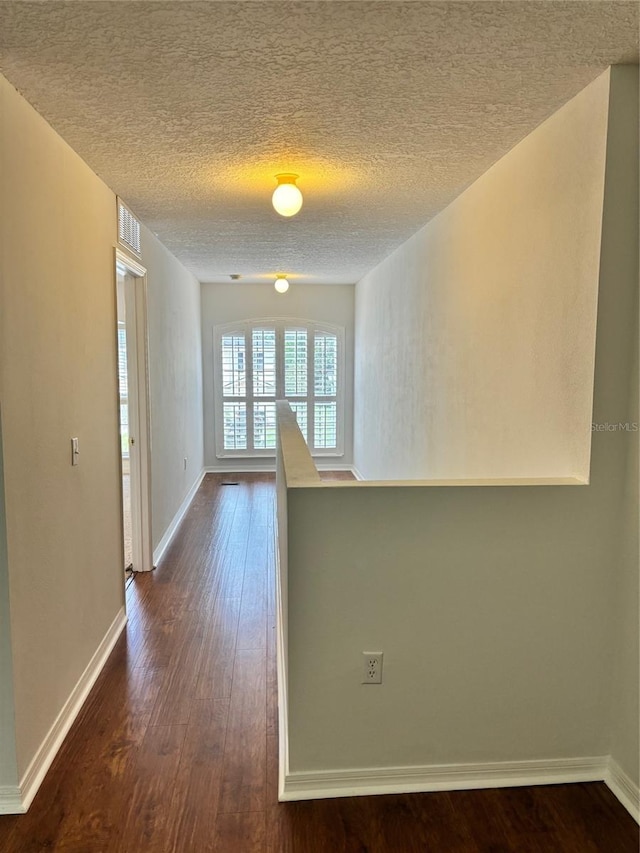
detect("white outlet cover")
(362, 651), (383, 684)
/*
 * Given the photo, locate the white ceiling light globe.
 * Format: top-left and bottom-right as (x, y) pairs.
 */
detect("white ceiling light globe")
(272, 174), (303, 217)
(274, 276), (290, 294)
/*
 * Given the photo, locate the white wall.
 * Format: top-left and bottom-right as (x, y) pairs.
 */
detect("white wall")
(201, 283), (355, 469)
(354, 71), (610, 481)
(0, 74), (124, 781)
(0, 73), (205, 804)
(600, 66), (639, 798)
(610, 348), (640, 798)
(285, 477), (616, 778)
(141, 227), (204, 549)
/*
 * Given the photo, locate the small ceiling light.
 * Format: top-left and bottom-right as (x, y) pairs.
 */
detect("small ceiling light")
(274, 276), (290, 294)
(272, 174), (303, 217)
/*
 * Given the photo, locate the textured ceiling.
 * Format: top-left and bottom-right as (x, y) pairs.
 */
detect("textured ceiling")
(0, 1), (637, 285)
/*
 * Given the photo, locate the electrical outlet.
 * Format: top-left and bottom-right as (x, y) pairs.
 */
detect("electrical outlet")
(362, 652), (383, 684)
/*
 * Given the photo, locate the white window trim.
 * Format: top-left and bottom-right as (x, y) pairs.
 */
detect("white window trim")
(213, 317), (345, 459)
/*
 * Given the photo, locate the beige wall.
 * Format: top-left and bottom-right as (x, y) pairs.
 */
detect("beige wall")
(610, 345), (640, 791)
(0, 74), (206, 791)
(286, 477), (616, 774)
(201, 282), (355, 469)
(354, 71), (610, 481)
(141, 227), (204, 549)
(599, 66), (639, 792)
(0, 75), (124, 778)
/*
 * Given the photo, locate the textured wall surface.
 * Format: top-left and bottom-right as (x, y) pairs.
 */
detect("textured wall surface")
(201, 282), (355, 468)
(0, 1), (636, 284)
(354, 72), (610, 481)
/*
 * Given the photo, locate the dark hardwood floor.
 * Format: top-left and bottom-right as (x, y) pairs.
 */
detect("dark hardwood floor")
(0, 473), (636, 852)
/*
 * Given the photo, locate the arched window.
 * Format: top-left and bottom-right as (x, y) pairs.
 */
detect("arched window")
(214, 319), (344, 458)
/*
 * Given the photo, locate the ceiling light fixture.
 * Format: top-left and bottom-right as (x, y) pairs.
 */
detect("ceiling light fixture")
(272, 174), (303, 217)
(274, 276), (290, 294)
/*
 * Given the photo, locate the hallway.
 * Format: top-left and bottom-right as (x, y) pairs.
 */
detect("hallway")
(0, 474), (636, 852)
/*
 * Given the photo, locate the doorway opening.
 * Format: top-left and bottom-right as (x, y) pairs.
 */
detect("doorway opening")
(115, 250), (152, 577)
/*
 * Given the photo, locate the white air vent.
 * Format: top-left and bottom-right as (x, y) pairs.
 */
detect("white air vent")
(117, 199), (141, 257)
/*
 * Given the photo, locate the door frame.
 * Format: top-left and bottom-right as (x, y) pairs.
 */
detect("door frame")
(115, 248), (153, 573)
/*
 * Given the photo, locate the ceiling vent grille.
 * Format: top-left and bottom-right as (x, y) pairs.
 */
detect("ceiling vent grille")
(117, 199), (141, 258)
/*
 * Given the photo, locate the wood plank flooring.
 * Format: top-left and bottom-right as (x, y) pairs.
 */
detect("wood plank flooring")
(0, 473), (637, 852)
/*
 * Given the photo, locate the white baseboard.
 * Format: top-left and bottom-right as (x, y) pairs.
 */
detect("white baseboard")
(17, 606), (127, 813)
(351, 466), (365, 481)
(0, 786), (24, 815)
(605, 757), (640, 823)
(280, 755), (608, 802)
(274, 526), (290, 802)
(153, 469), (205, 565)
